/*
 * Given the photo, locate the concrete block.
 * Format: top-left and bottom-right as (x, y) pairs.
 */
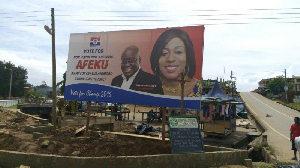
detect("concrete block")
(244, 159), (252, 168)
(65, 119), (74, 126)
(33, 132), (43, 139)
(0, 122), (7, 128)
(115, 156), (127, 167)
(36, 126), (46, 133)
(107, 157), (117, 167)
(126, 156), (137, 167)
(39, 119), (49, 124)
(24, 125), (36, 133)
(45, 125), (55, 132)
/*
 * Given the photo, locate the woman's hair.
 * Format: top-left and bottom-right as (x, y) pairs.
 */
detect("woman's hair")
(150, 29), (196, 78)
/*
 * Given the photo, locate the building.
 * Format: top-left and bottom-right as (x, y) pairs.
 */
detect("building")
(257, 75), (300, 102)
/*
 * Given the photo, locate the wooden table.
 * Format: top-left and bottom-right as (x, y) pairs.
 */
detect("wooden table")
(137, 111), (160, 121)
(107, 111), (130, 120)
(137, 111), (149, 121)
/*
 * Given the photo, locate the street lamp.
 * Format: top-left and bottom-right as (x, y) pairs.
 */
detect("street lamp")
(44, 8), (57, 127)
(4, 66), (12, 99)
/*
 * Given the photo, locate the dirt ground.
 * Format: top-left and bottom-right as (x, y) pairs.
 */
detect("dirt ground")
(0, 107), (284, 167)
(0, 107), (171, 157)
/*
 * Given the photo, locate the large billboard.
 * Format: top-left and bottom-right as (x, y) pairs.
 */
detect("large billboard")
(65, 25), (204, 109)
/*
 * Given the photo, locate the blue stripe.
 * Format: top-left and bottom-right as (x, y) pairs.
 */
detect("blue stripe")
(64, 83), (201, 109)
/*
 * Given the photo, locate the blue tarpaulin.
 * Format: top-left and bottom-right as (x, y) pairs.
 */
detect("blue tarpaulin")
(202, 81), (243, 102)
(201, 81), (244, 113)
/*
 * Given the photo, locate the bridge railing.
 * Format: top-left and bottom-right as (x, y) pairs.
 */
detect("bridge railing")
(0, 100), (19, 107)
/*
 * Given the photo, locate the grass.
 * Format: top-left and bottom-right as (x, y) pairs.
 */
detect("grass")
(7, 104), (18, 109)
(273, 99), (300, 111)
(266, 145), (275, 153)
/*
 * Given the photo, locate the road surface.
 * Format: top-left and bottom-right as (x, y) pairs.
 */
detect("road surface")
(240, 92), (300, 162)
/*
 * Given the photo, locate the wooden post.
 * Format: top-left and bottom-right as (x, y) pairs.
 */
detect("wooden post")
(178, 72), (190, 116)
(180, 73), (185, 116)
(162, 107), (166, 145)
(133, 104), (136, 120)
(85, 101), (91, 136)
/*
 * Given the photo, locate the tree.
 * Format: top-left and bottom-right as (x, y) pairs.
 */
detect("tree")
(0, 61), (28, 98)
(266, 76), (285, 95)
(33, 82), (51, 98)
(57, 71), (66, 95)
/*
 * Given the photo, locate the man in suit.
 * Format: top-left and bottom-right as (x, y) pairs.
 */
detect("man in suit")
(111, 45), (163, 95)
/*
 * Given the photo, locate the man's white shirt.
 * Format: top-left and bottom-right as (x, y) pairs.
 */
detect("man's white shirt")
(120, 67), (141, 90)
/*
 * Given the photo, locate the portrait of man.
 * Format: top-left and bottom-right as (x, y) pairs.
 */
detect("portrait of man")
(111, 45), (164, 95)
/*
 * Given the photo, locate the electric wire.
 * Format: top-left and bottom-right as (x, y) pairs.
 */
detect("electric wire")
(1, 8), (300, 28)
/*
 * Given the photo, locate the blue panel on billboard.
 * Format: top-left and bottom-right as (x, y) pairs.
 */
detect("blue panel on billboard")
(64, 84), (201, 109)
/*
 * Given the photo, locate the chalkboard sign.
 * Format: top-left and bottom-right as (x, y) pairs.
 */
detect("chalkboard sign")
(168, 116), (204, 154)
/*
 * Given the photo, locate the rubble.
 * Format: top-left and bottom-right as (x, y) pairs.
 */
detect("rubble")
(0, 108), (171, 157)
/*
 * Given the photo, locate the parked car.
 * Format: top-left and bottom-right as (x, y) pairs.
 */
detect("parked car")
(107, 103), (130, 112)
(44, 99), (53, 105)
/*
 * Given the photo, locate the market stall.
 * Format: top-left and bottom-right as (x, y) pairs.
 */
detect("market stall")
(200, 81), (244, 138)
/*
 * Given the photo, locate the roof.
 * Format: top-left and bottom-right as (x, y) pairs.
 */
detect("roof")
(202, 81), (243, 103)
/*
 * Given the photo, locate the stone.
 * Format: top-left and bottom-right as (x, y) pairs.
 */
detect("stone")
(0, 123), (7, 128)
(71, 151), (81, 156)
(38, 137), (49, 143)
(41, 140), (50, 148)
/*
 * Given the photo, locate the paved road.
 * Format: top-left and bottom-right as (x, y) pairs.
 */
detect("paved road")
(240, 92), (300, 162)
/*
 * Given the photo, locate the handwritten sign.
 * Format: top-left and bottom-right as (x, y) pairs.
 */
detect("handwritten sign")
(168, 116), (204, 154)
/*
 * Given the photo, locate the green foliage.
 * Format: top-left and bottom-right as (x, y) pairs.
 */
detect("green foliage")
(30, 90), (42, 99)
(274, 99), (300, 111)
(0, 60), (28, 98)
(266, 76), (285, 95)
(57, 71), (66, 95)
(257, 143), (262, 149)
(266, 145), (275, 153)
(33, 82), (51, 98)
(8, 104), (18, 109)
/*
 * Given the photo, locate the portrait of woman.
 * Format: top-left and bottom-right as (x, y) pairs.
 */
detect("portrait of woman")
(150, 29), (202, 97)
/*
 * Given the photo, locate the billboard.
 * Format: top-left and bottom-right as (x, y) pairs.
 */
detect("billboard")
(65, 25), (204, 109)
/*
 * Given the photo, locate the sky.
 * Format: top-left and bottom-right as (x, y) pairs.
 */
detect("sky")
(1, 0), (300, 92)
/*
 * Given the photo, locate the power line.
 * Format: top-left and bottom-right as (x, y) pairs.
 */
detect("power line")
(1, 8), (300, 28)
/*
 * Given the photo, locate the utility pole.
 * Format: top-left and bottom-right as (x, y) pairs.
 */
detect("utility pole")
(51, 8), (57, 127)
(9, 69), (12, 99)
(284, 69), (288, 103)
(230, 71), (236, 96)
(44, 8), (56, 127)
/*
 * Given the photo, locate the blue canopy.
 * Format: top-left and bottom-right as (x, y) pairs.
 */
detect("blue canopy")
(202, 80), (244, 113)
(202, 81), (243, 102)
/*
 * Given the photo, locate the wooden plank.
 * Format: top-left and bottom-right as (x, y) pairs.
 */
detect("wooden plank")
(75, 126), (86, 136)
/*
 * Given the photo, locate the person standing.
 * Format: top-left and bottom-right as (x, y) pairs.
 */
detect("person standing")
(290, 117), (300, 160)
(111, 45), (163, 95)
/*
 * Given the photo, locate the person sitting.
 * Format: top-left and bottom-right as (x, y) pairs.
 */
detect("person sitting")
(147, 109), (154, 123)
